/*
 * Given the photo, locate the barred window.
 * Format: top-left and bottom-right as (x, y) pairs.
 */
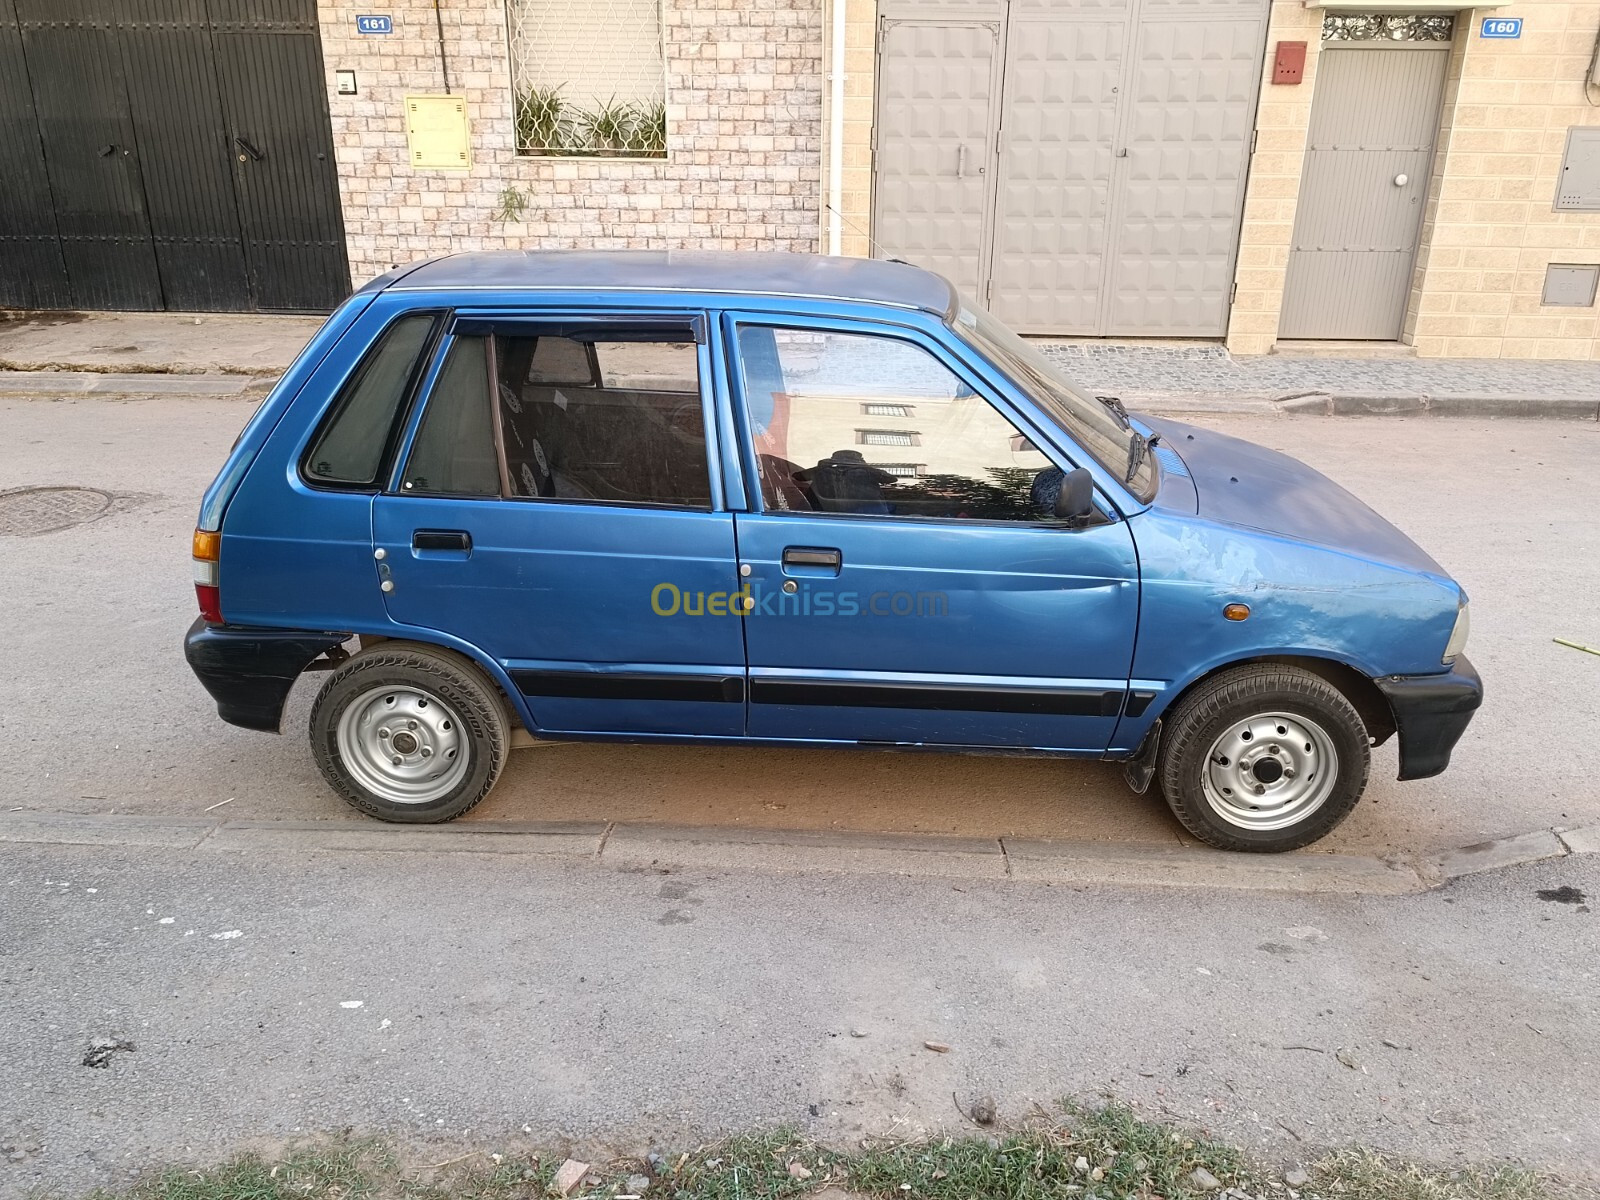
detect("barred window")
(507, 0), (668, 157)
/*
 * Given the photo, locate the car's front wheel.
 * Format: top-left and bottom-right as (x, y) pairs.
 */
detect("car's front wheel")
(1156, 664), (1370, 852)
(309, 643), (509, 823)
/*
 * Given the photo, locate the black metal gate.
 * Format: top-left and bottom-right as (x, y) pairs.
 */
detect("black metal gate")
(0, 0), (349, 313)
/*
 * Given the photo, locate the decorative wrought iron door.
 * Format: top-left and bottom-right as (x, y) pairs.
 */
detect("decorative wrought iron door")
(0, 0), (347, 312)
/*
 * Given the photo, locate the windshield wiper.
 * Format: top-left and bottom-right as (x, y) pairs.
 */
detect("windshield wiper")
(1124, 429), (1160, 484)
(1096, 394), (1131, 430)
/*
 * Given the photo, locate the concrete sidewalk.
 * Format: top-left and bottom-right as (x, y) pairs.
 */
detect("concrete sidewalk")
(1, 310), (1597, 417)
(0, 310), (321, 376)
(1038, 340), (1600, 419)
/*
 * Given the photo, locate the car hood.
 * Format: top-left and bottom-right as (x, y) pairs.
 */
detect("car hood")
(1138, 415), (1447, 577)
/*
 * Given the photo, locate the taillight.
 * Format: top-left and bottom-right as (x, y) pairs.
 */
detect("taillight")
(192, 528), (222, 624)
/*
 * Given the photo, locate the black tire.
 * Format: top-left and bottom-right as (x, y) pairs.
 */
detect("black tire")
(309, 642), (509, 823)
(1155, 664), (1370, 852)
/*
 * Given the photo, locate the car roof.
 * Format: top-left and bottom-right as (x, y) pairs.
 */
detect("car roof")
(380, 250), (958, 317)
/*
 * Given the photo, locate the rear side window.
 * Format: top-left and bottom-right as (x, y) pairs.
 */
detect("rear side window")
(401, 336), (501, 497)
(494, 331), (709, 507)
(303, 313), (436, 487)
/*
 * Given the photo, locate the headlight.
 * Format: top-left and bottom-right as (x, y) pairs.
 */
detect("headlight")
(1443, 601), (1470, 665)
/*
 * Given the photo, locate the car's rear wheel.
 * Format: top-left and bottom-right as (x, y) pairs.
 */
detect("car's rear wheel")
(1155, 664), (1370, 852)
(309, 643), (509, 823)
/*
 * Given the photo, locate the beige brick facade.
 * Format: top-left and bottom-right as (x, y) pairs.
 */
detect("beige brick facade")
(819, 0), (878, 257)
(1230, 0), (1600, 359)
(1224, 0), (1325, 356)
(1407, 1), (1600, 358)
(318, 0), (824, 286)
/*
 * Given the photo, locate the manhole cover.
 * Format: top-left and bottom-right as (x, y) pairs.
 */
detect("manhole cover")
(0, 487), (113, 536)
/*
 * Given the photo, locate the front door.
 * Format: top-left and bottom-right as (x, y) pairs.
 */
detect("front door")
(373, 314), (747, 737)
(726, 316), (1139, 751)
(1279, 38), (1450, 339)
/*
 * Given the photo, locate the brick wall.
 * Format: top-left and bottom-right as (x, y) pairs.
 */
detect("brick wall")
(1408, 2), (1600, 359)
(823, 0), (876, 257)
(1224, 0), (1322, 356)
(317, 0), (825, 286)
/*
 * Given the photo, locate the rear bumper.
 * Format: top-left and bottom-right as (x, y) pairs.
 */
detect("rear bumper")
(1376, 655), (1483, 781)
(184, 617), (350, 733)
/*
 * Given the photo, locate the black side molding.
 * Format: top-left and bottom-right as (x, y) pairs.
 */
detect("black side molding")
(1375, 655), (1483, 781)
(184, 618), (350, 733)
(512, 670), (744, 704)
(751, 679), (1124, 717)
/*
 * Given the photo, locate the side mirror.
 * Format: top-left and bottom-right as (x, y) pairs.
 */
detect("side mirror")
(1054, 467), (1095, 525)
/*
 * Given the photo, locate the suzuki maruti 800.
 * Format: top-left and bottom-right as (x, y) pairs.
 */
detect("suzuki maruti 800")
(185, 252), (1481, 852)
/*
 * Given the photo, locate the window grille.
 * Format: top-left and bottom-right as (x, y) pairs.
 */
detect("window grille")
(863, 403), (913, 417)
(1322, 13), (1454, 41)
(860, 430), (917, 447)
(507, 0), (668, 157)
(877, 464), (923, 478)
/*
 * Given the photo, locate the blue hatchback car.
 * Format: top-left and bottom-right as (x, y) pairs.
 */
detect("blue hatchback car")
(185, 251), (1480, 852)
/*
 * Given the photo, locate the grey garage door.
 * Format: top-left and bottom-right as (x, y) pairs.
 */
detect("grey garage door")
(873, 0), (1268, 336)
(1279, 42), (1449, 340)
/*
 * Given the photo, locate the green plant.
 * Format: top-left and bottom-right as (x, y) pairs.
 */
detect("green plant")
(579, 94), (638, 153)
(632, 98), (667, 154)
(491, 184), (528, 223)
(515, 84), (571, 153)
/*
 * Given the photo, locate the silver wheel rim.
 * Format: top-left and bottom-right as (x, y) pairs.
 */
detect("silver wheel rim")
(335, 684), (470, 805)
(1200, 711), (1339, 831)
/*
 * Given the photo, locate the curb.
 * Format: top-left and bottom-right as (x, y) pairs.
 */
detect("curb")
(0, 370), (262, 399)
(1275, 392), (1600, 420)
(2, 810), (1594, 896)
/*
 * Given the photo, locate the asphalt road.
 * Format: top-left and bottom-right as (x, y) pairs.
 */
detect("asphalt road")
(1, 843), (1595, 1197)
(3, 392), (1599, 1197)
(3, 394), (1598, 855)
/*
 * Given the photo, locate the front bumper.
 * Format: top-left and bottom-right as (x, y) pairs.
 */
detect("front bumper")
(184, 618), (350, 733)
(1375, 654), (1483, 781)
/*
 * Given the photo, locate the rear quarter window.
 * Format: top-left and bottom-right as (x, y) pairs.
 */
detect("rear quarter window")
(302, 312), (439, 487)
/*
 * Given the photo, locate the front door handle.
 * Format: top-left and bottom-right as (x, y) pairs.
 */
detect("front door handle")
(413, 529), (471, 552)
(234, 136), (264, 162)
(783, 546), (841, 569)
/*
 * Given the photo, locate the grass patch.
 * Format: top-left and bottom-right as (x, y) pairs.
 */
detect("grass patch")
(1306, 1148), (1547, 1200)
(55, 1104), (1557, 1200)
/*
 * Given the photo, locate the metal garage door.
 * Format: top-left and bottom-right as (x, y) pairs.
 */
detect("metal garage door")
(874, 0), (1268, 337)
(872, 16), (1003, 300)
(0, 0), (348, 313)
(1279, 41), (1449, 340)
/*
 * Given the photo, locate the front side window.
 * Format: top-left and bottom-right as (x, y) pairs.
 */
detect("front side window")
(952, 304), (1156, 502)
(303, 313), (436, 487)
(494, 329), (711, 507)
(736, 325), (1066, 523)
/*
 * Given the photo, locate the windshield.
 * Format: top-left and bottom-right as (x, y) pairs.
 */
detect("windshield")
(951, 301), (1157, 503)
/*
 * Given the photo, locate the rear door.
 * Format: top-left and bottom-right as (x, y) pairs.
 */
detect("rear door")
(725, 314), (1139, 751)
(373, 312), (747, 737)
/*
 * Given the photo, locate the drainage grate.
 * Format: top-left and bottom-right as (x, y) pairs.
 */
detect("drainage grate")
(0, 487), (113, 536)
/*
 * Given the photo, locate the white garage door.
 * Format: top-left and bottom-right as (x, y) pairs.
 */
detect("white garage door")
(874, 0), (1268, 337)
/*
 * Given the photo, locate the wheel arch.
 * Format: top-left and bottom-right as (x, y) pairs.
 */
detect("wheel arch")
(353, 631), (532, 732)
(1144, 654), (1396, 749)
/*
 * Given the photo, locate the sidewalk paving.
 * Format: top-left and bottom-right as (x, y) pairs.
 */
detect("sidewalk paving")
(1037, 339), (1600, 401)
(0, 310), (321, 376)
(2, 310), (1597, 418)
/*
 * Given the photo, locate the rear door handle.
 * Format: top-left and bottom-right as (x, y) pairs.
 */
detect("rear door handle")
(413, 529), (471, 552)
(783, 546), (841, 569)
